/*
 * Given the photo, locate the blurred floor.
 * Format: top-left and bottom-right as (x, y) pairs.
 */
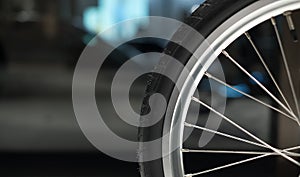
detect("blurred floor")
(0, 61), (275, 176)
(0, 153), (139, 177)
(0, 62), (141, 177)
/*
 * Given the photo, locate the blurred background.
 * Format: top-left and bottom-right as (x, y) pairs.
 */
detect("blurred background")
(0, 0), (299, 176)
(0, 0), (204, 176)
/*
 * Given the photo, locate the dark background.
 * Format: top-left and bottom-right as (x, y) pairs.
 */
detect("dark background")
(0, 0), (203, 176)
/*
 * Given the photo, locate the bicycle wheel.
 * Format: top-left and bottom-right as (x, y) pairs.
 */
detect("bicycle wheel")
(139, 0), (300, 177)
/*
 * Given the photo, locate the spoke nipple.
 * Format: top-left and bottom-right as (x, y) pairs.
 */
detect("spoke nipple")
(205, 72), (211, 78)
(185, 174), (193, 177)
(191, 96), (198, 102)
(184, 122), (193, 128)
(191, 97), (201, 104)
(283, 11), (298, 42)
(222, 50), (230, 58)
(245, 32), (251, 39)
(283, 11), (292, 16)
(181, 149), (190, 153)
(271, 17), (276, 26)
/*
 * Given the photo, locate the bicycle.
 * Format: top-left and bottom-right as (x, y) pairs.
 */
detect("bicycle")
(139, 0), (300, 176)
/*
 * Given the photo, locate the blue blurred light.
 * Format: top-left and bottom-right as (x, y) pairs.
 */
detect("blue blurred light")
(83, 7), (100, 33)
(218, 84), (250, 98)
(250, 71), (266, 84)
(83, 0), (149, 42)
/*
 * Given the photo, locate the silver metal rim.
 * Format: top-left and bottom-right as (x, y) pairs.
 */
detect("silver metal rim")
(162, 0), (300, 177)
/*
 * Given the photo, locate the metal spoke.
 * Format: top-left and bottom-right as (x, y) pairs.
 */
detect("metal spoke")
(185, 122), (266, 149)
(191, 97), (300, 167)
(182, 149), (300, 157)
(185, 121), (300, 157)
(205, 72), (297, 123)
(244, 32), (294, 113)
(222, 50), (298, 120)
(181, 12), (300, 177)
(271, 17), (300, 124)
(184, 146), (300, 177)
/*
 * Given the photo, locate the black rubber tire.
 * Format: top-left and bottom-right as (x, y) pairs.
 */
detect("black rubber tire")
(139, 0), (257, 177)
